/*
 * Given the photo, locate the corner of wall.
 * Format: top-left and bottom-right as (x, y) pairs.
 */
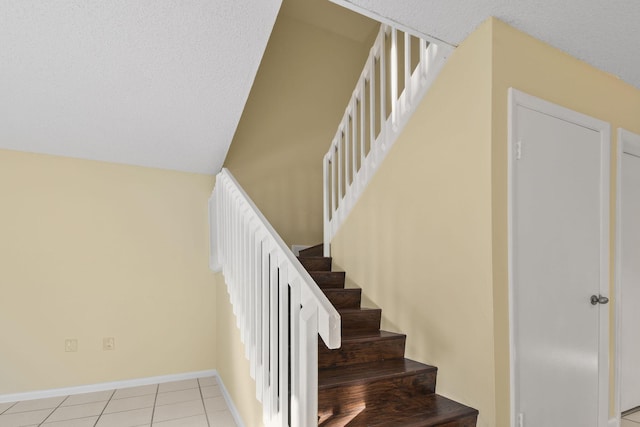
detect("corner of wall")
(486, 16), (513, 427)
(0, 149), (217, 395)
(222, 14), (371, 246)
(330, 19), (496, 427)
(214, 273), (264, 427)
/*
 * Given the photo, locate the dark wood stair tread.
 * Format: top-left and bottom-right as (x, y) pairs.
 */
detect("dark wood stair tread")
(319, 330), (406, 368)
(339, 308), (381, 334)
(318, 359), (439, 417)
(322, 288), (362, 309)
(319, 358), (436, 389)
(335, 329), (405, 343)
(298, 256), (332, 271)
(335, 394), (479, 427)
(298, 243), (323, 257)
(300, 242), (479, 425)
(310, 271), (346, 288)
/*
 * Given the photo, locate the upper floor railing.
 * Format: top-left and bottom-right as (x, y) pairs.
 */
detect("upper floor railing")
(209, 168), (341, 427)
(323, 24), (451, 256)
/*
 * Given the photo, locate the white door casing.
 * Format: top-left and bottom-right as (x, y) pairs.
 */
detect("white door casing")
(617, 129), (640, 414)
(508, 89), (610, 427)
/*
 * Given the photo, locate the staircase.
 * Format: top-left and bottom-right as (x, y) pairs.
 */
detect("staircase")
(297, 245), (479, 427)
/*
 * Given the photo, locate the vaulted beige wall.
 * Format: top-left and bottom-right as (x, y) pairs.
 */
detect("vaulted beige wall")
(330, 20), (496, 427)
(216, 9), (374, 426)
(223, 16), (375, 247)
(330, 16), (640, 427)
(0, 149), (216, 395)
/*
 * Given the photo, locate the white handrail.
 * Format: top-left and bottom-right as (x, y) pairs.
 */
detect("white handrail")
(209, 168), (341, 427)
(323, 24), (452, 256)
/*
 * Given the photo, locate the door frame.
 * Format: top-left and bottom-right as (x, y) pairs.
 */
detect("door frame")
(614, 128), (640, 425)
(507, 88), (611, 427)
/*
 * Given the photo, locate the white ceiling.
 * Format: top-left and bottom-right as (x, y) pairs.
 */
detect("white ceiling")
(3, 1), (637, 176)
(0, 0), (281, 175)
(332, 0), (640, 90)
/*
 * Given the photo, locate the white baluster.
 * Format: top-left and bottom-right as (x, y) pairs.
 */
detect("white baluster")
(369, 53), (376, 165)
(239, 212), (246, 344)
(289, 278), (301, 425)
(359, 86), (365, 179)
(299, 303), (318, 427)
(337, 132), (343, 202)
(278, 262), (289, 427)
(404, 31), (412, 110)
(269, 251), (279, 419)
(261, 244), (270, 412)
(420, 39), (427, 81)
(323, 155), (331, 258)
(380, 28), (387, 135)
(352, 96), (358, 183)
(248, 222), (258, 375)
(391, 28), (398, 130)
(345, 112), (350, 188)
(332, 148), (338, 239)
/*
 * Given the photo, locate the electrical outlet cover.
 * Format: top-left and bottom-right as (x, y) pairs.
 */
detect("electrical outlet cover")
(65, 339), (78, 352)
(103, 337), (115, 351)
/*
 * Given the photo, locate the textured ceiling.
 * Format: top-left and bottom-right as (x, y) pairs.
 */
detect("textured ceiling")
(6, 1), (635, 176)
(281, 0), (377, 44)
(332, 0), (640, 90)
(0, 0), (281, 174)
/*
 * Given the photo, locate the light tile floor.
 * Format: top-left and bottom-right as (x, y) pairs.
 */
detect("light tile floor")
(0, 376), (237, 427)
(623, 408), (640, 427)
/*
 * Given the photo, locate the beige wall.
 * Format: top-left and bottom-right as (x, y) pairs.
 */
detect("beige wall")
(223, 15), (374, 247)
(217, 10), (374, 426)
(0, 149), (216, 395)
(490, 18), (640, 424)
(330, 16), (640, 427)
(215, 281), (264, 427)
(331, 20), (496, 427)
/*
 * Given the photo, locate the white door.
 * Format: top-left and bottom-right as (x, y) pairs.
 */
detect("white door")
(510, 90), (609, 427)
(620, 130), (640, 412)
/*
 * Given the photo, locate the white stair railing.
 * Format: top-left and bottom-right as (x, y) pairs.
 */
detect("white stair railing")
(209, 168), (341, 427)
(323, 24), (452, 256)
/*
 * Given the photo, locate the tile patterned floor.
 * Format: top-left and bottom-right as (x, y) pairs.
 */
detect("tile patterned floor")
(623, 408), (640, 426)
(0, 376), (237, 427)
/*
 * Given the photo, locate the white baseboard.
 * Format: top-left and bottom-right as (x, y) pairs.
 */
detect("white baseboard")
(0, 369), (217, 404)
(215, 373), (245, 427)
(0, 369), (244, 427)
(0, 369), (246, 426)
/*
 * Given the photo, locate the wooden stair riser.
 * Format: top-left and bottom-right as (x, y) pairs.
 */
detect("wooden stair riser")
(356, 412), (479, 427)
(322, 288), (362, 309)
(298, 256), (332, 271)
(335, 394), (479, 427)
(318, 333), (406, 368)
(318, 370), (437, 417)
(340, 309), (382, 335)
(434, 415), (479, 427)
(298, 244), (323, 257)
(329, 408), (478, 427)
(310, 271), (346, 288)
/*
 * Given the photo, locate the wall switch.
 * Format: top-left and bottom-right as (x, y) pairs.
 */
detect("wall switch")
(65, 339), (78, 352)
(103, 337), (115, 351)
